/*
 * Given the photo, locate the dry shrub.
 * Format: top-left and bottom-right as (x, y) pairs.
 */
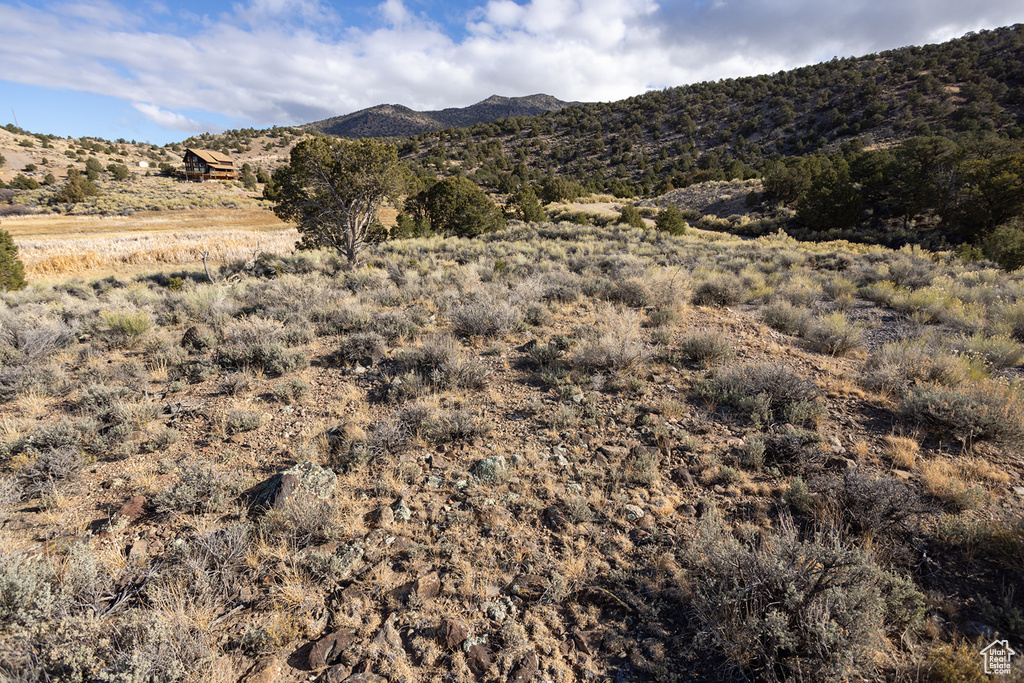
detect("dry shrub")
(899, 380), (1024, 448)
(689, 512), (925, 682)
(570, 305), (648, 374)
(860, 340), (971, 397)
(925, 639), (988, 683)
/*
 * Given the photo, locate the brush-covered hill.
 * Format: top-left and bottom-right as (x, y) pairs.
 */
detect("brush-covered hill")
(303, 94), (578, 138)
(398, 25), (1024, 197)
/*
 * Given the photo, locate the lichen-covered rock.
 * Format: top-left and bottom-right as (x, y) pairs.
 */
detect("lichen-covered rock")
(473, 456), (507, 483)
(251, 461), (337, 511)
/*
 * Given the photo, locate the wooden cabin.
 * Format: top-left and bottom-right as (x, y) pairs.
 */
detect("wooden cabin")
(182, 148), (236, 181)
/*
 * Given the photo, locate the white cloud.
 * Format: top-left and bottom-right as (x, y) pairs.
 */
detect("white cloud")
(379, 0), (412, 27)
(132, 102), (217, 132)
(0, 0), (1022, 137)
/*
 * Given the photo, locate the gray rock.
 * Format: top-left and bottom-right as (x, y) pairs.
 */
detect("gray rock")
(474, 456), (508, 483)
(334, 542), (365, 581)
(392, 498), (412, 522)
(252, 461), (337, 511)
(624, 504), (645, 521)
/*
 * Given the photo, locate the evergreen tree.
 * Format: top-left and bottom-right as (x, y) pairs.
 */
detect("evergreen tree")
(0, 227), (27, 291)
(504, 186), (545, 222)
(422, 176), (505, 237)
(270, 137), (406, 267)
(654, 206), (688, 235)
(617, 203), (644, 228)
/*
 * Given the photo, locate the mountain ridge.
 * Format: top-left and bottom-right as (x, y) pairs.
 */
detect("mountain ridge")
(302, 93), (580, 138)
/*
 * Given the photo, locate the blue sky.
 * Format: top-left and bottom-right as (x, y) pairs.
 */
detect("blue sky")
(2, 0), (1023, 145)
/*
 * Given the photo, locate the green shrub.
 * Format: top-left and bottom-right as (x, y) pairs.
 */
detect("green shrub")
(955, 333), (1024, 370)
(617, 203), (644, 228)
(860, 340), (971, 397)
(153, 462), (227, 515)
(609, 278), (653, 308)
(215, 342), (308, 377)
(677, 333), (735, 368)
(504, 185), (545, 222)
(448, 298), (521, 339)
(760, 300), (812, 335)
(692, 273), (746, 307)
(8, 174), (39, 190)
(223, 409), (264, 435)
(421, 176), (505, 237)
(272, 377), (311, 403)
(982, 218), (1024, 271)
(99, 310), (151, 345)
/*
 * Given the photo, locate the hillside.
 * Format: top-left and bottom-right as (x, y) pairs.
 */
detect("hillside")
(303, 95), (578, 138)
(398, 26), (1024, 197)
(1, 223), (1023, 682)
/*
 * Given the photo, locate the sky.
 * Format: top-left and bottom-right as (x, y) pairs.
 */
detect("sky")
(1, 0), (1022, 145)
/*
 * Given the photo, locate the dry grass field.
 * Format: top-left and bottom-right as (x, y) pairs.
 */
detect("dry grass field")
(4, 208), (298, 279)
(0, 211), (1022, 683)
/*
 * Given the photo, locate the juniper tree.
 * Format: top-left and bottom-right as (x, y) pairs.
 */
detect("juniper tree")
(0, 227), (27, 291)
(269, 137), (405, 267)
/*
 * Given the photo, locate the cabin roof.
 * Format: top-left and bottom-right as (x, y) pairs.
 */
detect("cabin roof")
(185, 148), (234, 170)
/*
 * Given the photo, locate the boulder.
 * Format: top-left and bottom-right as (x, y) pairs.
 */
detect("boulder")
(103, 495), (147, 534)
(309, 629), (358, 670)
(251, 461), (337, 511)
(439, 618), (469, 650)
(509, 574), (548, 602)
(473, 456), (508, 483)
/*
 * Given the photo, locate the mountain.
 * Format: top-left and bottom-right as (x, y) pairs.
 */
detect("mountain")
(302, 94), (579, 138)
